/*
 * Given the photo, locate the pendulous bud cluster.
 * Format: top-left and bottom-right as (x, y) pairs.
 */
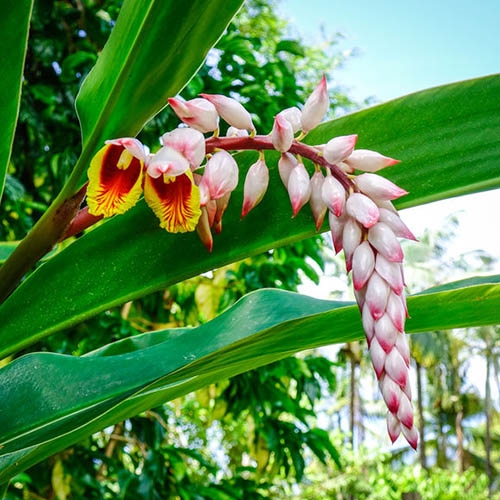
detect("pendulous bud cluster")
(84, 76), (418, 449)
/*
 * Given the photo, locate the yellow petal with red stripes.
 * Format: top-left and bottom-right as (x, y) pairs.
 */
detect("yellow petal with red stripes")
(87, 143), (144, 217)
(144, 168), (202, 233)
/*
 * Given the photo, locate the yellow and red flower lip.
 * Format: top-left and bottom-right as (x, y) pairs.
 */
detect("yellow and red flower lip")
(144, 168), (201, 233)
(87, 139), (145, 218)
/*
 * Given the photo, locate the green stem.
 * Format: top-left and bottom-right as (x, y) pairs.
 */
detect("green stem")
(0, 150), (92, 304)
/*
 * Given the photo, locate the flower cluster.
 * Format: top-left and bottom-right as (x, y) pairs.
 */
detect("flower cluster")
(85, 76), (418, 449)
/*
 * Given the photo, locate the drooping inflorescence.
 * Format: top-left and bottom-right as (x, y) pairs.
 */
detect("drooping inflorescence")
(84, 76), (418, 449)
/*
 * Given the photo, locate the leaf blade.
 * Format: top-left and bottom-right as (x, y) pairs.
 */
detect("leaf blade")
(0, 0), (33, 203)
(1, 277), (500, 481)
(0, 76), (499, 355)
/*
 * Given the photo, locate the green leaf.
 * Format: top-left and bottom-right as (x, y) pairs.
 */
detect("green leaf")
(1, 277), (500, 481)
(0, 76), (499, 356)
(0, 0), (33, 203)
(74, 0), (245, 184)
(275, 39), (305, 57)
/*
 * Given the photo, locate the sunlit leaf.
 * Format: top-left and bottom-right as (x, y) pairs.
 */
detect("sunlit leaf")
(0, 76), (499, 356)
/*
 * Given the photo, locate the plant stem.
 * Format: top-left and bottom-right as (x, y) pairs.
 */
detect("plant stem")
(0, 185), (86, 304)
(206, 135), (354, 191)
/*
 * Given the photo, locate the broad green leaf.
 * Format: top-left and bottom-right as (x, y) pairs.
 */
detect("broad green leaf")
(1, 277), (500, 481)
(73, 0), (245, 184)
(0, 0), (33, 203)
(0, 76), (499, 356)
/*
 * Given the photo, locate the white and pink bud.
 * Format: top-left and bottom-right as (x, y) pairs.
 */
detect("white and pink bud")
(168, 97), (219, 133)
(277, 107), (302, 134)
(199, 150), (239, 201)
(287, 162), (312, 217)
(368, 222), (404, 262)
(160, 127), (206, 168)
(321, 174), (346, 217)
(242, 158), (269, 218)
(309, 170), (328, 231)
(146, 146), (190, 178)
(323, 134), (358, 165)
(329, 211), (346, 254)
(226, 126), (249, 138)
(345, 193), (380, 228)
(278, 152), (298, 188)
(301, 75), (329, 133)
(342, 218), (362, 272)
(378, 208), (417, 241)
(352, 241), (375, 290)
(200, 93), (255, 132)
(271, 113), (294, 152)
(345, 149), (400, 173)
(355, 173), (408, 201)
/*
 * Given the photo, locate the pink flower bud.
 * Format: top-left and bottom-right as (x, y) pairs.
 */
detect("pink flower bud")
(387, 412), (402, 443)
(401, 423), (419, 450)
(342, 218), (362, 272)
(309, 170), (327, 231)
(362, 302), (375, 344)
(374, 314), (398, 353)
(386, 291), (406, 332)
(385, 349), (408, 388)
(242, 158), (269, 218)
(368, 222), (404, 262)
(301, 75), (329, 133)
(287, 162), (311, 217)
(168, 97), (219, 133)
(375, 253), (404, 294)
(396, 331), (410, 366)
(378, 208), (417, 240)
(278, 152), (298, 188)
(321, 174), (346, 217)
(200, 93), (255, 131)
(226, 126), (249, 137)
(323, 134), (358, 164)
(328, 210), (346, 254)
(345, 149), (400, 172)
(369, 337), (386, 379)
(379, 374), (402, 414)
(200, 150), (238, 200)
(147, 146), (190, 178)
(271, 113), (294, 152)
(160, 128), (206, 168)
(278, 106), (302, 133)
(365, 272), (390, 319)
(346, 192), (380, 228)
(397, 393), (414, 429)
(355, 173), (408, 201)
(352, 241), (375, 290)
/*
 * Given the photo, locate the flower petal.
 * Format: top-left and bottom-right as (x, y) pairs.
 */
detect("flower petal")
(87, 143), (144, 217)
(144, 168), (201, 233)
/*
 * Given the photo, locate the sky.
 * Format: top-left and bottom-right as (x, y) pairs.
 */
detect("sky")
(282, 0), (500, 269)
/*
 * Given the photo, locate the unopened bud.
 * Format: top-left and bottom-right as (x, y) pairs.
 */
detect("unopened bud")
(345, 149), (400, 173)
(301, 75), (329, 133)
(200, 93), (255, 132)
(168, 97), (219, 133)
(242, 158), (269, 218)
